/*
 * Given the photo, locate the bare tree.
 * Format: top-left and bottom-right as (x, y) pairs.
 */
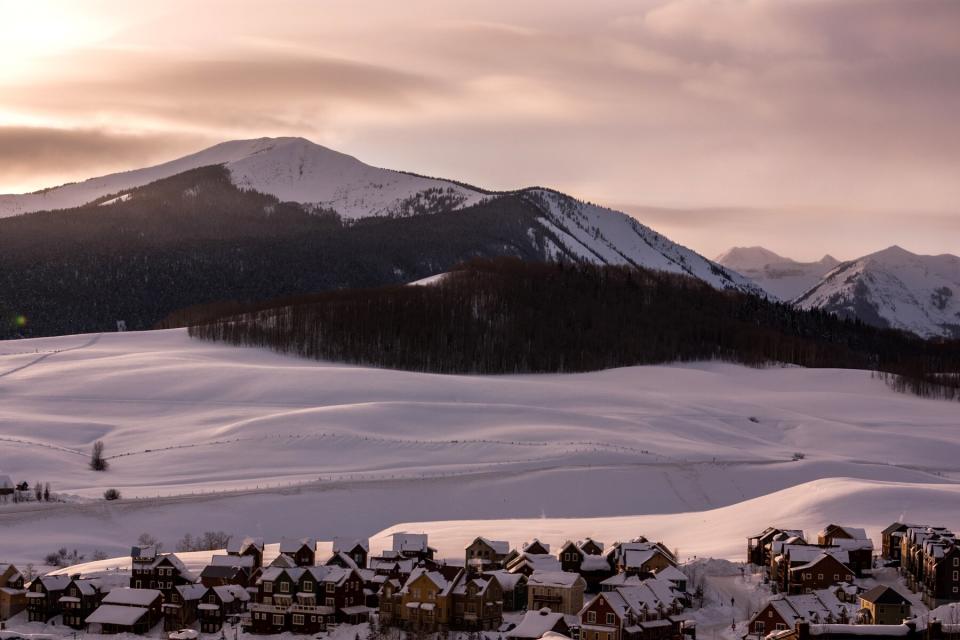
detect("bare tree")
(90, 440), (108, 471)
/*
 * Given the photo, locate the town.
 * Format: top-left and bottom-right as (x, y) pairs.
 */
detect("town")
(2, 521), (960, 640)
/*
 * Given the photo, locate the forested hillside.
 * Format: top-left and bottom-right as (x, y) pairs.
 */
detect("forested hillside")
(0, 167), (561, 338)
(187, 259), (960, 398)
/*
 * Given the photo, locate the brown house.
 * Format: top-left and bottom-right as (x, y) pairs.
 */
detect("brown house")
(466, 537), (511, 571)
(198, 584), (250, 633)
(87, 588), (164, 635)
(227, 536), (265, 569)
(818, 525), (874, 577)
(278, 538), (317, 567)
(163, 583), (207, 631)
(332, 537), (370, 570)
(383, 565), (462, 632)
(452, 572), (503, 630)
(485, 570), (528, 611)
(527, 571), (586, 615)
(746, 590), (849, 637)
(560, 540), (614, 592)
(858, 586), (911, 625)
(921, 542), (960, 607)
(881, 524), (916, 564)
(787, 553), (856, 593)
(200, 554), (259, 588)
(130, 547), (198, 597)
(59, 577), (106, 629)
(579, 580), (686, 640)
(748, 528), (806, 568)
(0, 563), (27, 621)
(524, 540), (552, 555)
(609, 540), (676, 578)
(249, 564), (365, 634)
(26, 573), (71, 622)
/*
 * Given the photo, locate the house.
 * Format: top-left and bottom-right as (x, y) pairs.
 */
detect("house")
(466, 537), (511, 571)
(391, 532), (437, 561)
(508, 553), (564, 576)
(772, 545), (849, 593)
(227, 536), (265, 569)
(0, 563), (27, 621)
(787, 552), (856, 594)
(921, 540), (960, 607)
(524, 540), (553, 555)
(881, 524), (916, 564)
(378, 565), (462, 632)
(653, 566), (688, 595)
(609, 540), (676, 578)
(198, 584), (250, 633)
(508, 608), (571, 640)
(527, 571), (587, 615)
(746, 589), (850, 637)
(451, 572), (503, 630)
(818, 525), (875, 576)
(858, 586), (911, 625)
(560, 540), (615, 592)
(59, 577), (106, 629)
(87, 588), (163, 635)
(278, 537), (317, 567)
(200, 554), (258, 587)
(163, 583), (206, 631)
(485, 570), (528, 611)
(25, 573), (71, 622)
(331, 537), (370, 570)
(130, 547), (198, 596)
(748, 528), (806, 568)
(579, 580), (686, 640)
(248, 564), (366, 634)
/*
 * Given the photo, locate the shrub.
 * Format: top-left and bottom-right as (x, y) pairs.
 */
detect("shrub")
(103, 488), (121, 500)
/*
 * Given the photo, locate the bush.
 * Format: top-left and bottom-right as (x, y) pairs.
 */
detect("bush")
(103, 488), (121, 500)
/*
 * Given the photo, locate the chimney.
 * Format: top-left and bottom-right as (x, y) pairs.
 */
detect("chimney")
(796, 619), (810, 640)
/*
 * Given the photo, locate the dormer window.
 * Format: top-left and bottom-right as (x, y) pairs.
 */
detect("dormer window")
(280, 582), (289, 593)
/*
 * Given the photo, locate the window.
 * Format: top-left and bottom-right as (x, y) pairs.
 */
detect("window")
(954, 558), (959, 567)
(954, 571), (959, 581)
(327, 583), (336, 593)
(588, 612), (596, 623)
(817, 574), (823, 581)
(606, 613), (615, 625)
(280, 582), (289, 593)
(293, 614), (304, 625)
(756, 622), (765, 633)
(264, 582), (273, 593)
(272, 614), (284, 626)
(326, 598), (334, 607)
(833, 574), (839, 581)
(263, 596), (272, 605)
(776, 624), (787, 631)
(303, 580), (313, 592)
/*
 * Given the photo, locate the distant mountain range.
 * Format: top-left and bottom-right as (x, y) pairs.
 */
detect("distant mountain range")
(716, 245), (960, 339)
(0, 137), (760, 338)
(2, 136), (955, 341)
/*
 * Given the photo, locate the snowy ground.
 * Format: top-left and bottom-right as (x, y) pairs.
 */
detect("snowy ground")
(2, 329), (959, 567)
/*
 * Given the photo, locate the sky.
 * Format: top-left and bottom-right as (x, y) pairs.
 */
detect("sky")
(1, 0), (958, 261)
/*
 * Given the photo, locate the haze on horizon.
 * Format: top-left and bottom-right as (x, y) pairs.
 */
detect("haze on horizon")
(1, 0), (958, 261)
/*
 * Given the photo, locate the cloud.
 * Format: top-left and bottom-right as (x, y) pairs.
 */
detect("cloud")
(0, 126), (206, 192)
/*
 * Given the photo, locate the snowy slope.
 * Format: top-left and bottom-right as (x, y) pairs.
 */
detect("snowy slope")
(0, 137), (487, 219)
(526, 190), (764, 295)
(794, 246), (960, 338)
(1, 328), (958, 565)
(0, 137), (756, 295)
(715, 246), (840, 301)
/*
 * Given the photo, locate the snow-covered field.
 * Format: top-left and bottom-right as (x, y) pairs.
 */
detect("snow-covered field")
(1, 329), (959, 566)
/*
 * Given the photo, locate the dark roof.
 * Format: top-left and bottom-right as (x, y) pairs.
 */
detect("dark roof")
(860, 586), (910, 606)
(881, 523), (913, 536)
(200, 566), (241, 579)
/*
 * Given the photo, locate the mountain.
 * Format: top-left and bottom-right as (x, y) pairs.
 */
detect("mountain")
(0, 138), (763, 338)
(715, 246), (840, 300)
(794, 245), (960, 339)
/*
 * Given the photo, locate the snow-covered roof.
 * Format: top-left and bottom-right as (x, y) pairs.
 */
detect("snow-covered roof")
(527, 571), (583, 588)
(484, 570), (525, 591)
(509, 553), (562, 574)
(279, 537), (316, 554)
(654, 566), (687, 584)
(473, 537), (511, 555)
(820, 525), (869, 542)
(333, 537), (369, 553)
(509, 608), (567, 639)
(103, 588), (162, 606)
(392, 532), (430, 553)
(226, 536), (264, 555)
(86, 604), (149, 626)
(34, 574), (72, 592)
(581, 555), (611, 572)
(789, 552), (852, 573)
(809, 624), (912, 637)
(209, 554), (255, 569)
(176, 584), (208, 601)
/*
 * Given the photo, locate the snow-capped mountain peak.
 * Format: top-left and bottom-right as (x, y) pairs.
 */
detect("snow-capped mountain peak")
(715, 246), (841, 301)
(794, 246), (960, 338)
(0, 136), (487, 219)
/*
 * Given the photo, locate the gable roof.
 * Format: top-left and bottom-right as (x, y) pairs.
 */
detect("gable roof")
(86, 604), (149, 626)
(528, 571), (584, 588)
(332, 537), (369, 553)
(392, 532), (430, 554)
(279, 537), (316, 554)
(860, 586), (911, 606)
(473, 537), (510, 555)
(226, 536), (264, 555)
(509, 608), (568, 639)
(103, 588), (162, 606)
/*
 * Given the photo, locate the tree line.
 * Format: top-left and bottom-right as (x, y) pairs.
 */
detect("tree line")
(186, 258), (960, 399)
